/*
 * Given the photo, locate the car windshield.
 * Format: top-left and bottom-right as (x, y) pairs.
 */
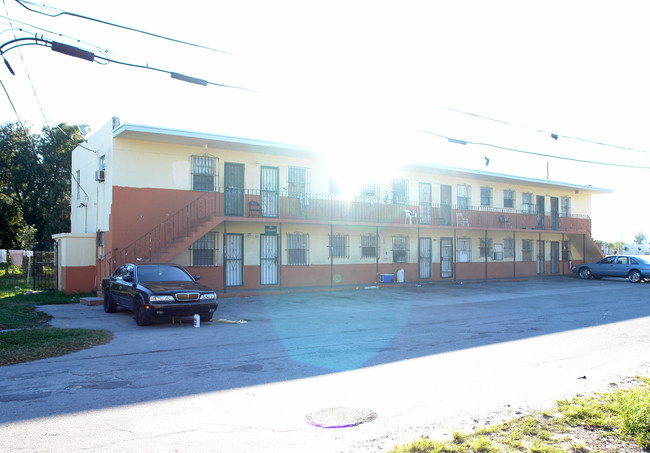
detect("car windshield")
(137, 265), (193, 282)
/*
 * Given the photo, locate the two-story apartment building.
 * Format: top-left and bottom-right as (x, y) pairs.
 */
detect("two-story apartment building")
(54, 118), (609, 294)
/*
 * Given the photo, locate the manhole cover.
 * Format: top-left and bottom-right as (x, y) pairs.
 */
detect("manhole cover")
(306, 407), (377, 429)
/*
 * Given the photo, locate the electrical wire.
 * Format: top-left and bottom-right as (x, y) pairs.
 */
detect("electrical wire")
(13, 0), (230, 55)
(0, 13), (110, 57)
(440, 105), (650, 155)
(0, 37), (258, 92)
(2, 0), (50, 126)
(420, 130), (650, 170)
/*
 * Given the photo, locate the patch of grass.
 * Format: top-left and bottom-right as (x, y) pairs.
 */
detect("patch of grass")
(0, 276), (111, 366)
(390, 377), (650, 453)
(0, 327), (113, 366)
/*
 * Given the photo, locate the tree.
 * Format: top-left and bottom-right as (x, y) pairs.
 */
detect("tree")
(634, 232), (646, 244)
(0, 122), (83, 248)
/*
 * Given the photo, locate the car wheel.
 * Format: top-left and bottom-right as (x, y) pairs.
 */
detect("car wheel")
(103, 291), (117, 313)
(200, 312), (213, 323)
(578, 267), (591, 279)
(135, 299), (150, 326)
(628, 270), (642, 283)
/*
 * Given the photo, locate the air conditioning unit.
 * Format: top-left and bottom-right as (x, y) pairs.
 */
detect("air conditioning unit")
(95, 170), (105, 182)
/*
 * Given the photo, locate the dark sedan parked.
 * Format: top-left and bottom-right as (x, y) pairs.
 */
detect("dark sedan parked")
(102, 263), (218, 326)
(572, 255), (650, 283)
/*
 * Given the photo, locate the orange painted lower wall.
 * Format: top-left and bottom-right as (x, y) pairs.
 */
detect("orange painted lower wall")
(60, 265), (97, 294)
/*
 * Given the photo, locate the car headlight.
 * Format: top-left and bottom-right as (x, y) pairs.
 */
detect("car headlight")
(200, 292), (217, 300)
(149, 295), (175, 302)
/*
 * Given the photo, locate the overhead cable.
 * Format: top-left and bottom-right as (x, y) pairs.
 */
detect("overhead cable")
(0, 37), (257, 92)
(440, 105), (650, 155)
(420, 130), (650, 170)
(13, 0), (230, 55)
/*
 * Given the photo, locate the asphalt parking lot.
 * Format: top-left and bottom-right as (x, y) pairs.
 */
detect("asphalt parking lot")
(2, 277), (650, 452)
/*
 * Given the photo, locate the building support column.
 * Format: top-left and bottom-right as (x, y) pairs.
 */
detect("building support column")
(375, 226), (379, 284)
(222, 220), (227, 294)
(330, 224), (334, 288)
(453, 228), (457, 282)
(279, 223), (283, 289)
(513, 231), (517, 279)
(484, 229), (488, 281)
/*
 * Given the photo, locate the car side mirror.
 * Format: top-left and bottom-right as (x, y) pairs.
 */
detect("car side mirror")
(193, 275), (201, 281)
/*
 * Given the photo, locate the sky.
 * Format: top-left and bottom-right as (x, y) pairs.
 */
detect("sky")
(1, 0), (649, 243)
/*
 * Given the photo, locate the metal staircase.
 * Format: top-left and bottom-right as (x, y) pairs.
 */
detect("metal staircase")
(105, 192), (221, 273)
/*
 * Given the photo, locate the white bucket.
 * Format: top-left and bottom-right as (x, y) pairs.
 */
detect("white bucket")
(396, 268), (405, 283)
(193, 314), (200, 328)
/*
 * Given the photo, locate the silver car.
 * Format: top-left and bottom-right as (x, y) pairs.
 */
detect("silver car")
(572, 255), (650, 283)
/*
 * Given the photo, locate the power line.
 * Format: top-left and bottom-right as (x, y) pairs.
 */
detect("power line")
(440, 105), (650, 155)
(13, 0), (230, 55)
(2, 0), (49, 126)
(0, 13), (110, 57)
(420, 130), (650, 170)
(0, 36), (258, 92)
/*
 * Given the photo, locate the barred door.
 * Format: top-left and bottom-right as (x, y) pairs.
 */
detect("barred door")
(419, 183), (432, 225)
(224, 163), (244, 216)
(225, 234), (243, 286)
(419, 237), (432, 279)
(551, 241), (559, 273)
(440, 238), (453, 278)
(260, 234), (278, 285)
(260, 166), (279, 217)
(537, 240), (546, 274)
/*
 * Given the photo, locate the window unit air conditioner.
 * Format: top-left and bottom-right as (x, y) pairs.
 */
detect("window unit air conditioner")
(95, 170), (105, 182)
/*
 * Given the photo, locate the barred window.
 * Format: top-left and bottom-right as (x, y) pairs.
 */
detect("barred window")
(361, 234), (378, 258)
(504, 238), (514, 258)
(287, 233), (308, 265)
(192, 232), (216, 266)
(329, 234), (348, 258)
(480, 187), (492, 207)
(392, 235), (409, 263)
(457, 184), (470, 209)
(457, 238), (471, 262)
(192, 156), (216, 192)
(479, 238), (492, 258)
(522, 239), (533, 261)
(360, 180), (379, 198)
(504, 190), (515, 208)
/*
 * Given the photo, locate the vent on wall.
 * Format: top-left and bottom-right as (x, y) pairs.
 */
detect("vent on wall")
(95, 170), (105, 182)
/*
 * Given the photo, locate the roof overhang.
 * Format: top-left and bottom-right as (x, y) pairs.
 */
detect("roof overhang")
(112, 123), (611, 195)
(408, 162), (612, 195)
(112, 123), (317, 159)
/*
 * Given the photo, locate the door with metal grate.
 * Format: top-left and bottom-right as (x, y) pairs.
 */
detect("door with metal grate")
(440, 237), (453, 278)
(551, 241), (559, 273)
(225, 234), (243, 286)
(260, 234), (278, 285)
(419, 237), (432, 279)
(260, 166), (279, 217)
(224, 163), (244, 216)
(537, 240), (546, 274)
(419, 183), (432, 225)
(440, 185), (452, 225)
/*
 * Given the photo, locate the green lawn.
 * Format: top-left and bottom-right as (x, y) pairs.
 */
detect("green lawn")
(0, 272), (113, 366)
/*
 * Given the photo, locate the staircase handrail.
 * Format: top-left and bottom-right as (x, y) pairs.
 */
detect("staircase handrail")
(104, 191), (218, 274)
